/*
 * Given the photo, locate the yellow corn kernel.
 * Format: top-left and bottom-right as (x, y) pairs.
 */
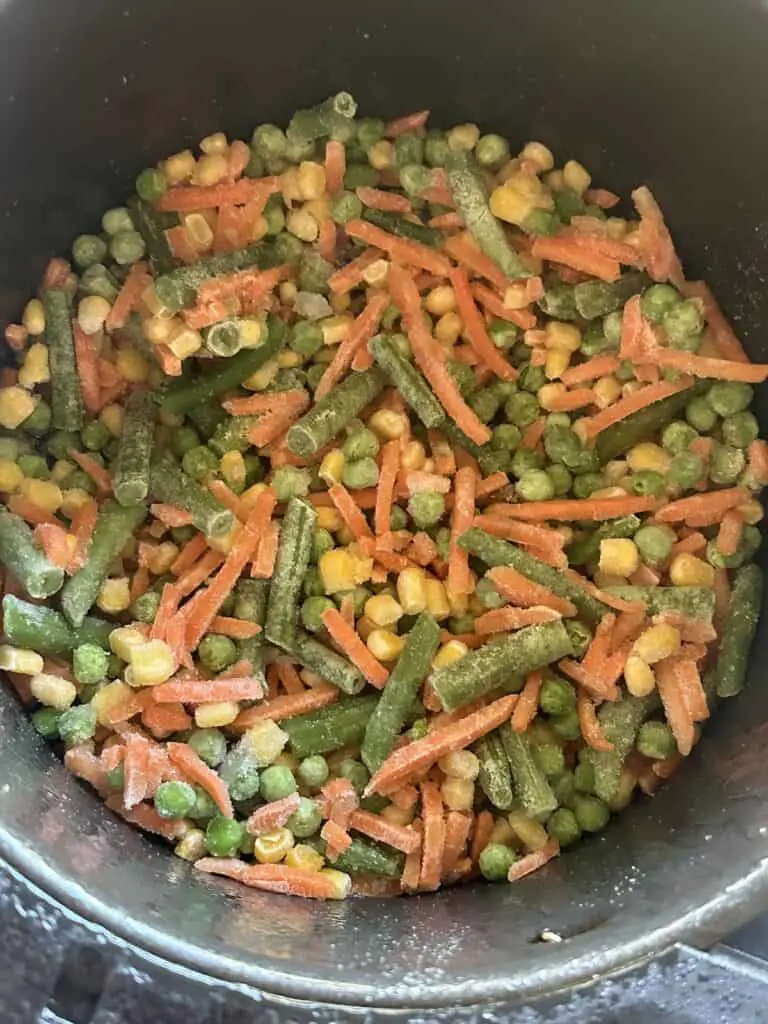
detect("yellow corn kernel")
(591, 486), (628, 500)
(243, 359), (279, 391)
(183, 212), (215, 250)
(592, 571), (627, 590)
(126, 639), (176, 687)
(18, 342), (50, 388)
(220, 450), (246, 491)
(277, 349), (302, 369)
(361, 258), (390, 287)
(316, 506), (343, 532)
(192, 153), (228, 187)
(593, 375), (622, 409)
(397, 567), (428, 615)
(348, 546), (374, 585)
(142, 315), (176, 344)
(285, 844), (324, 872)
(0, 646), (44, 675)
(109, 626), (147, 662)
(520, 141), (555, 172)
(545, 321), (582, 352)
(253, 827), (295, 864)
(425, 578), (451, 621)
(175, 828), (206, 862)
(438, 750), (480, 780)
(489, 819), (517, 847)
(354, 616), (375, 643)
(381, 804), (414, 827)
(330, 290), (352, 313)
(739, 499), (764, 525)
(368, 408), (408, 441)
(0, 459), (23, 493)
(319, 549), (358, 593)
(507, 810), (549, 851)
(424, 285), (456, 317)
(296, 161), (327, 201)
(19, 478), (62, 513)
(286, 207), (319, 243)
(500, 282), (530, 309)
(318, 868), (352, 899)
(99, 403), (124, 437)
(368, 139), (394, 170)
(598, 538), (640, 578)
(606, 217), (629, 240)
(431, 639), (469, 670)
(447, 123), (480, 151)
(199, 131), (228, 155)
(300, 669), (325, 689)
(489, 185), (535, 226)
(207, 523), (241, 555)
(22, 298), (46, 336)
(280, 165), (302, 202)
(78, 295), (111, 335)
(194, 701), (240, 728)
(242, 720), (288, 766)
(147, 542), (178, 576)
(30, 673), (77, 711)
(0, 386), (36, 429)
(627, 442), (671, 476)
(544, 169), (565, 191)
(364, 594), (403, 628)
(544, 346), (571, 380)
(321, 315), (353, 346)
(304, 195), (332, 225)
(603, 460), (629, 485)
(445, 587), (469, 618)
(538, 382), (567, 412)
(164, 149), (196, 184)
(441, 777), (475, 811)
(115, 347), (149, 383)
(90, 681), (133, 726)
(468, 592), (485, 617)
(433, 311), (463, 345)
(669, 553), (716, 588)
(633, 624), (682, 665)
(59, 489), (90, 518)
(319, 448), (345, 486)
(367, 629), (405, 662)
(401, 440), (426, 472)
(96, 577), (131, 615)
(168, 327), (203, 360)
(624, 654), (656, 697)
(563, 159), (591, 195)
(572, 419), (590, 445)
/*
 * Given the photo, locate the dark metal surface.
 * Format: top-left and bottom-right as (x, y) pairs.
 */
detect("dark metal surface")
(1, 0), (768, 1016)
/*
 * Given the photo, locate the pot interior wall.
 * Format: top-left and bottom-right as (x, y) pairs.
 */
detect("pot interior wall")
(1, 0), (767, 1008)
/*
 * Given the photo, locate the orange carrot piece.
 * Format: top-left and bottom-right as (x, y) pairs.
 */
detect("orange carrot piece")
(532, 235), (620, 282)
(150, 582), (181, 641)
(671, 531), (708, 557)
(328, 482), (374, 540)
(156, 176), (280, 213)
(106, 261), (151, 331)
(251, 519), (280, 578)
(441, 811), (472, 879)
(428, 211), (464, 230)
(408, 531), (438, 567)
(321, 606), (389, 687)
(650, 348), (768, 383)
(563, 230), (642, 267)
(747, 440), (768, 486)
(150, 503), (194, 529)
(419, 781), (445, 892)
(473, 515), (566, 563)
(207, 479), (250, 521)
(475, 606), (562, 636)
(475, 471), (509, 499)
(655, 487), (750, 525)
(324, 139), (346, 196)
(168, 222), (204, 261)
(561, 355), (622, 387)
(470, 809), (495, 863)
(246, 409), (301, 449)
(246, 794), (302, 836)
(485, 495), (659, 522)
(655, 659), (696, 756)
(130, 566), (151, 602)
(631, 185), (684, 289)
(487, 566), (577, 617)
(33, 523), (71, 570)
(356, 186), (412, 213)
(546, 388), (597, 412)
(167, 742), (233, 817)
(225, 139), (251, 180)
(315, 292), (389, 399)
(141, 701), (192, 739)
(122, 733), (150, 809)
(276, 660), (304, 695)
(208, 616), (262, 640)
(106, 795), (188, 841)
(345, 219), (452, 277)
(348, 809), (422, 855)
(448, 466), (476, 596)
(153, 677), (264, 705)
(507, 839), (560, 882)
(6, 494), (60, 528)
(72, 325), (102, 414)
(63, 747), (107, 797)
(510, 670), (544, 732)
(610, 608), (646, 653)
(584, 188), (620, 209)
(469, 282), (538, 330)
(577, 693), (615, 751)
(518, 417), (547, 451)
(682, 281), (749, 363)
(385, 109), (430, 137)
(449, 267), (518, 381)
(667, 656), (709, 723)
(68, 449), (112, 495)
(222, 389), (309, 417)
(580, 378), (694, 440)
(443, 232), (511, 293)
(367, 694), (518, 796)
(374, 440), (401, 538)
(401, 820), (424, 892)
(327, 248), (381, 294)
(195, 859), (349, 899)
(175, 549), (224, 597)
(233, 685), (337, 729)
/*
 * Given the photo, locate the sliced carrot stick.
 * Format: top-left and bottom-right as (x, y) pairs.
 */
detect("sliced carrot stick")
(448, 466), (476, 596)
(649, 348), (768, 383)
(449, 267), (518, 381)
(6, 494), (60, 528)
(631, 185), (684, 289)
(655, 658), (696, 756)
(655, 486), (751, 525)
(667, 656), (709, 722)
(585, 188), (620, 209)
(276, 660), (304, 695)
(69, 449), (112, 496)
(401, 820), (424, 892)
(682, 281), (749, 363)
(356, 186), (412, 213)
(195, 859), (350, 899)
(419, 780), (445, 892)
(149, 582), (181, 641)
(475, 471), (509, 499)
(122, 733), (150, 809)
(106, 261), (151, 331)
(246, 409), (301, 449)
(327, 248), (381, 294)
(153, 676), (264, 706)
(487, 566), (577, 617)
(610, 608), (646, 653)
(156, 176), (280, 213)
(64, 747), (110, 796)
(577, 693), (615, 751)
(475, 606), (561, 636)
(469, 809), (495, 864)
(385, 109), (430, 137)
(747, 440), (768, 486)
(250, 519), (280, 578)
(149, 503), (193, 529)
(507, 839), (560, 881)
(561, 355), (621, 387)
(175, 549), (224, 598)
(517, 416), (546, 451)
(72, 325), (102, 414)
(345, 219), (452, 277)
(408, 531), (438, 567)
(367, 694), (518, 796)
(233, 685), (337, 729)
(222, 389), (309, 417)
(167, 742), (233, 817)
(141, 701), (192, 739)
(671, 531), (708, 557)
(246, 794), (302, 836)
(208, 616), (261, 640)
(531, 235), (620, 282)
(321, 606), (389, 687)
(328, 483), (374, 540)
(324, 139), (347, 196)
(510, 670), (544, 732)
(130, 566), (151, 602)
(374, 440), (401, 538)
(469, 282), (538, 330)
(443, 232), (511, 293)
(562, 231), (642, 267)
(315, 291), (389, 399)
(348, 809), (422, 855)
(473, 514), (567, 568)
(546, 388), (597, 412)
(207, 479), (249, 522)
(580, 377), (694, 440)
(440, 811), (472, 879)
(33, 522), (71, 570)
(428, 211), (464, 230)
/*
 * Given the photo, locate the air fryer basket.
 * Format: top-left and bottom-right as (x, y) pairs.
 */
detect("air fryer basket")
(1, 0), (768, 1018)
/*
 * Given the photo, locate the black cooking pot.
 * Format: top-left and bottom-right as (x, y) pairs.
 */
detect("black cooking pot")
(2, 1), (768, 1020)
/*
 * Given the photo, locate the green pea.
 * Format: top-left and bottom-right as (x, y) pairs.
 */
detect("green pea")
(389, 505), (408, 532)
(191, 786), (218, 821)
(303, 567), (325, 598)
(634, 524), (674, 566)
(198, 635), (238, 673)
(252, 123), (288, 160)
(135, 167), (168, 203)
(472, 133), (509, 169)
(73, 644), (108, 686)
(17, 454), (49, 479)
(630, 470), (665, 497)
(243, 148), (265, 179)
(573, 794), (610, 832)
(130, 590), (161, 624)
(668, 451), (705, 489)
(102, 208), (135, 235)
(72, 234), (108, 269)
(168, 426), (200, 459)
(188, 729), (227, 768)
(547, 464), (573, 496)
(81, 420), (111, 452)
(22, 401), (52, 436)
(205, 815), (246, 857)
(287, 796), (322, 838)
(479, 843), (517, 881)
(155, 780), (196, 819)
(475, 577), (505, 610)
(603, 311), (624, 346)
(301, 596), (336, 633)
(342, 457), (379, 490)
(408, 717), (430, 741)
(297, 755), (329, 790)
(580, 324), (613, 358)
(685, 396), (718, 433)
(550, 709), (581, 742)
(356, 117), (385, 152)
(574, 761), (596, 794)
(709, 443), (746, 485)
(539, 676), (576, 717)
(572, 472), (604, 499)
(448, 614), (475, 635)
(58, 703), (97, 747)
(517, 469), (555, 502)
(661, 420), (698, 454)
(106, 764), (125, 790)
(708, 381), (753, 417)
(547, 807), (581, 847)
(554, 187), (585, 223)
(519, 363), (546, 393)
(615, 359), (635, 382)
(274, 231), (305, 265)
(271, 465), (312, 501)
(312, 528), (335, 563)
(532, 743), (565, 777)
(722, 411), (759, 449)
(640, 283), (681, 323)
(524, 208), (562, 236)
(448, 360), (477, 397)
(343, 428), (380, 461)
(565, 620), (592, 657)
(488, 318), (519, 350)
(544, 424), (582, 465)
(511, 449), (544, 477)
(662, 299), (703, 344)
(263, 194), (286, 235)
(407, 491), (445, 528)
(338, 757), (370, 795)
(468, 388), (501, 424)
(260, 764), (297, 802)
(424, 131), (450, 167)
(393, 133), (424, 168)
(550, 769), (577, 808)
(343, 165), (378, 190)
(182, 445), (219, 482)
(109, 229), (146, 266)
(399, 164), (432, 195)
(32, 707), (62, 739)
(491, 423), (522, 451)
(636, 720), (677, 760)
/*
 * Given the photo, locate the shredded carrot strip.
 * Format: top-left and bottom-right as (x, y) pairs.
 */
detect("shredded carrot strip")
(156, 176), (280, 213)
(122, 733), (150, 809)
(577, 693), (615, 751)
(327, 248), (381, 294)
(207, 479), (250, 522)
(153, 677), (264, 704)
(246, 409), (301, 449)
(428, 211), (464, 230)
(470, 282), (538, 330)
(33, 523), (70, 569)
(655, 659), (696, 756)
(748, 439), (768, 486)
(169, 222), (206, 261)
(141, 702), (192, 739)
(487, 565), (577, 617)
(150, 582), (180, 641)
(66, 499), (98, 573)
(671, 531), (707, 557)
(649, 347), (768, 383)
(682, 281), (749, 363)
(401, 820), (424, 892)
(546, 388), (597, 412)
(585, 188), (620, 209)
(167, 742), (234, 817)
(246, 794), (302, 836)
(356, 186), (412, 213)
(374, 440), (401, 538)
(419, 781), (445, 892)
(580, 378), (694, 439)
(507, 839), (560, 881)
(321, 606), (389, 687)
(408, 531), (438, 567)
(150, 503), (194, 528)
(7, 495), (60, 527)
(655, 487), (750, 524)
(610, 608), (646, 653)
(475, 606), (561, 636)
(208, 616), (261, 640)
(68, 449), (112, 495)
(328, 483), (374, 541)
(324, 140), (346, 196)
(345, 219), (452, 276)
(233, 685), (337, 729)
(631, 185), (684, 289)
(447, 466), (476, 596)
(175, 549), (224, 598)
(510, 670), (544, 732)
(443, 232), (512, 293)
(531, 236), (620, 282)
(562, 230), (643, 267)
(315, 291), (389, 399)
(473, 515), (567, 568)
(276, 661), (304, 695)
(251, 519), (280, 578)
(72, 325), (102, 414)
(518, 417), (546, 451)
(469, 809), (495, 864)
(440, 811), (472, 880)
(195, 858), (350, 899)
(385, 109), (430, 137)
(222, 389), (309, 417)
(449, 267), (518, 381)
(348, 809), (421, 855)
(106, 261), (151, 331)
(561, 355), (621, 387)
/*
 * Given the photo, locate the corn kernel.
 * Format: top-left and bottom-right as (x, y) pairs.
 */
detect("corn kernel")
(0, 386), (36, 429)
(602, 460), (628, 485)
(633, 624), (682, 665)
(739, 499), (764, 525)
(304, 196), (332, 226)
(183, 212), (215, 250)
(30, 673), (77, 710)
(669, 553), (716, 588)
(0, 646), (44, 675)
(78, 295), (111, 335)
(286, 207), (319, 243)
(348, 545), (374, 585)
(253, 827), (294, 864)
(592, 571), (627, 589)
(501, 283), (530, 309)
(277, 349), (302, 368)
(545, 321), (582, 352)
(22, 298), (46, 336)
(599, 538), (640, 578)
(544, 346), (571, 380)
(316, 506), (343, 532)
(368, 140), (394, 170)
(297, 161), (327, 201)
(591, 486), (628, 500)
(544, 169), (565, 191)
(279, 280), (298, 305)
(489, 819), (517, 846)
(330, 290), (352, 314)
(368, 408), (408, 441)
(438, 750), (480, 780)
(168, 327), (203, 360)
(199, 131), (228, 155)
(175, 828), (206, 862)
(192, 153), (228, 187)
(401, 440), (426, 472)
(318, 868), (352, 899)
(445, 587), (469, 617)
(447, 123), (480, 152)
(381, 804), (414, 827)
(572, 419), (590, 445)
(354, 615), (374, 644)
(192, 701), (239, 728)
(432, 639), (469, 670)
(285, 844), (324, 872)
(142, 315), (175, 344)
(207, 523), (241, 555)
(606, 217), (629, 240)
(89, 681), (131, 726)
(362, 258), (390, 287)
(434, 311), (463, 345)
(507, 810), (549, 851)
(19, 478), (62, 513)
(367, 629), (404, 662)
(164, 149), (196, 184)
(97, 403), (123, 438)
(538, 382), (567, 412)
(243, 720), (288, 766)
(593, 375), (622, 409)
(18, 342), (50, 388)
(321, 315), (353, 346)
(424, 285), (456, 317)
(115, 347), (149, 383)
(0, 459), (23, 493)
(489, 185), (535, 226)
(125, 639), (176, 687)
(441, 777), (475, 811)
(243, 360), (279, 391)
(563, 159), (592, 195)
(336, 525), (355, 546)
(220, 450), (246, 491)
(319, 449), (345, 486)
(624, 654), (656, 697)
(364, 594), (403, 628)
(425, 578), (451, 621)
(96, 577), (131, 615)
(59, 489), (91, 517)
(397, 567), (428, 615)
(627, 442), (671, 476)
(109, 626), (147, 662)
(319, 549), (358, 593)
(520, 141), (555, 172)
(146, 541), (177, 576)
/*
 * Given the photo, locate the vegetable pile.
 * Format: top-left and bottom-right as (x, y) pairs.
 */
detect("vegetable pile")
(0, 95), (765, 900)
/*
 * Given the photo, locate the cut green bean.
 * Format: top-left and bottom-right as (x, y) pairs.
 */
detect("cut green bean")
(127, 197), (178, 277)
(369, 335), (445, 429)
(265, 498), (317, 651)
(0, 509), (64, 599)
(441, 422), (503, 477)
(60, 501), (147, 627)
(606, 586), (716, 619)
(573, 272), (647, 320)
(287, 367), (387, 457)
(596, 380), (709, 463)
(566, 515), (642, 567)
(429, 620), (573, 712)
(361, 209), (444, 248)
(474, 732), (515, 809)
(287, 92), (357, 145)
(445, 151), (531, 279)
(113, 390), (155, 507)
(459, 527), (606, 623)
(715, 564), (763, 698)
(293, 631), (366, 696)
(154, 241), (280, 313)
(500, 726), (557, 819)
(310, 834), (403, 878)
(361, 612), (440, 773)
(161, 315), (286, 415)
(43, 289), (84, 431)
(2, 595), (112, 655)
(149, 449), (234, 539)
(282, 693), (380, 757)
(233, 579), (270, 691)
(580, 694), (656, 803)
